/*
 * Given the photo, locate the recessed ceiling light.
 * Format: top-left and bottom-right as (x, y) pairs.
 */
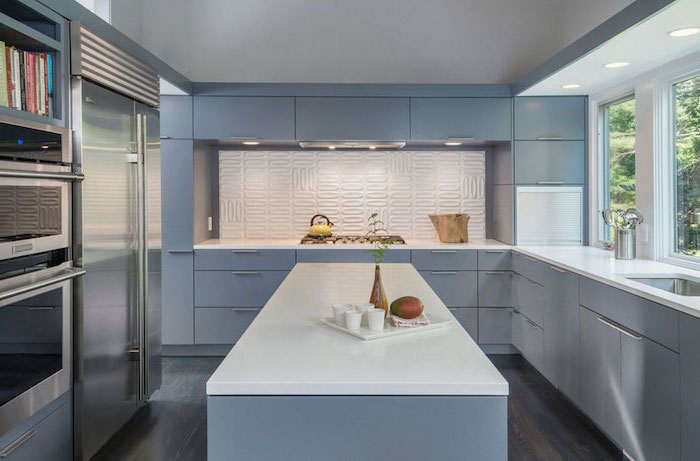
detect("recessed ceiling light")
(368, 146), (376, 150)
(444, 141), (462, 146)
(562, 83), (581, 89)
(328, 145), (336, 150)
(605, 62), (629, 69)
(669, 27), (700, 38)
(242, 141), (260, 146)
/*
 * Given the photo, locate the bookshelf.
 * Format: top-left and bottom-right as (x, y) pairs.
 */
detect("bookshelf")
(0, 0), (69, 127)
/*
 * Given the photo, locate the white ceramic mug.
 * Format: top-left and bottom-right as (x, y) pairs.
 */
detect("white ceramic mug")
(354, 303), (374, 326)
(332, 304), (353, 326)
(344, 310), (362, 331)
(367, 308), (385, 332)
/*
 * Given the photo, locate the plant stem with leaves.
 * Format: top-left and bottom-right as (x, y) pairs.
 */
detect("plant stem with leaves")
(365, 213), (397, 265)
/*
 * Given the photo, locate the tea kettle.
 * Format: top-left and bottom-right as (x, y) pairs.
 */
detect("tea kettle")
(309, 214), (334, 237)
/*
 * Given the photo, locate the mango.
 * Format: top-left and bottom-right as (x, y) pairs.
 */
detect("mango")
(390, 296), (424, 319)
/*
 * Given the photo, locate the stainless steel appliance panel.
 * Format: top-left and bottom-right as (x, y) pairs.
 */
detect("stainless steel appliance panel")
(0, 114), (71, 165)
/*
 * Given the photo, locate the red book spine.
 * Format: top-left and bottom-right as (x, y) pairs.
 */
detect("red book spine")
(43, 54), (48, 116)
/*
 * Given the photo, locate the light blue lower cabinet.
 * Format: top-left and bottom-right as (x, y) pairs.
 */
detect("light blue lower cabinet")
(194, 270), (289, 308)
(478, 308), (512, 345)
(195, 307), (261, 345)
(411, 250), (478, 271)
(680, 313), (700, 460)
(449, 307), (478, 341)
(478, 271), (511, 307)
(296, 249), (410, 263)
(194, 249), (296, 270)
(511, 310), (544, 372)
(418, 271), (478, 307)
(0, 399), (71, 461)
(477, 250), (511, 271)
(162, 250), (194, 345)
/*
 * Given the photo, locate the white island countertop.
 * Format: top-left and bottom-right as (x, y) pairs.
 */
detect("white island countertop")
(206, 263), (508, 396)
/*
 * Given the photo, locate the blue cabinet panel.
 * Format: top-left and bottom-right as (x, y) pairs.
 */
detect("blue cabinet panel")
(410, 98), (511, 141)
(514, 141), (585, 185)
(195, 307), (260, 345)
(194, 270), (289, 307)
(295, 97), (410, 140)
(162, 140), (194, 250)
(449, 307), (478, 341)
(511, 310), (544, 372)
(478, 308), (512, 345)
(410, 250), (477, 271)
(195, 249), (296, 270)
(162, 251), (194, 345)
(478, 271), (511, 307)
(680, 314), (700, 460)
(0, 400), (71, 461)
(418, 271), (478, 307)
(511, 273), (544, 327)
(193, 96), (295, 139)
(477, 250), (511, 271)
(514, 97), (585, 140)
(511, 252), (546, 285)
(296, 250), (410, 263)
(160, 96), (193, 139)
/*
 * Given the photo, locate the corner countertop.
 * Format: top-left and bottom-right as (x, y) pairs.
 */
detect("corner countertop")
(206, 263), (509, 396)
(194, 238), (510, 250)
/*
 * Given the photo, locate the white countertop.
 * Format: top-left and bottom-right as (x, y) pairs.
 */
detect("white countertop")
(194, 238), (510, 250)
(206, 263), (509, 396)
(517, 246), (700, 319)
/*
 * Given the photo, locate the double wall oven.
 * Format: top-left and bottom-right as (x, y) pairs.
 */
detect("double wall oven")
(0, 114), (84, 437)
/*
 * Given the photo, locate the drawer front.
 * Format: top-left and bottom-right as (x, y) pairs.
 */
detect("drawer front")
(511, 252), (546, 285)
(0, 401), (71, 461)
(418, 271), (478, 307)
(411, 250), (477, 270)
(194, 271), (289, 307)
(514, 141), (585, 185)
(478, 271), (511, 307)
(579, 277), (679, 351)
(512, 311), (544, 371)
(195, 307), (260, 345)
(514, 96), (585, 141)
(296, 250), (410, 263)
(477, 250), (511, 271)
(519, 276), (544, 328)
(449, 307), (478, 341)
(195, 249), (296, 270)
(479, 308), (512, 344)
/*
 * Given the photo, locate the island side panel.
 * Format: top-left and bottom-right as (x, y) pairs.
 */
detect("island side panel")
(207, 395), (507, 461)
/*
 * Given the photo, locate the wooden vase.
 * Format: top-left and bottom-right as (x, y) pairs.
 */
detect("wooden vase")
(369, 265), (388, 318)
(429, 213), (470, 243)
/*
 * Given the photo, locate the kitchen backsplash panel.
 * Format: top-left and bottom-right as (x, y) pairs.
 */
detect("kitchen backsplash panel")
(219, 150), (485, 240)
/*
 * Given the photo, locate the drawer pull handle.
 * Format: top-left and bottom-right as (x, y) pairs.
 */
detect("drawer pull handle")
(537, 181), (564, 185)
(448, 308), (458, 312)
(0, 430), (37, 458)
(167, 249), (193, 254)
(550, 266), (567, 273)
(430, 250), (457, 254)
(597, 317), (642, 340)
(431, 271), (457, 275)
(485, 271), (506, 275)
(524, 256), (538, 262)
(525, 317), (540, 329)
(231, 307), (259, 311)
(485, 250), (506, 253)
(27, 306), (55, 310)
(232, 250), (259, 253)
(231, 271), (259, 275)
(536, 137), (564, 141)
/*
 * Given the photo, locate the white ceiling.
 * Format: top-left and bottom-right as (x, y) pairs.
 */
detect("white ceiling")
(111, 0), (632, 84)
(521, 0), (700, 96)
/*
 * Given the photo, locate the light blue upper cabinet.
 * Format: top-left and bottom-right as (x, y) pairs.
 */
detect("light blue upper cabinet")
(410, 98), (511, 141)
(160, 96), (193, 139)
(514, 141), (585, 184)
(162, 139), (194, 250)
(193, 96), (295, 139)
(295, 97), (410, 140)
(514, 97), (585, 140)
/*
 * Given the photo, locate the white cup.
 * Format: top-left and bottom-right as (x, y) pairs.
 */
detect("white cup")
(354, 303), (374, 326)
(367, 308), (385, 332)
(344, 310), (362, 331)
(332, 304), (353, 326)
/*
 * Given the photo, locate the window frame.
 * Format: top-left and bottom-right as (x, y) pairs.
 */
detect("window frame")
(654, 61), (700, 269)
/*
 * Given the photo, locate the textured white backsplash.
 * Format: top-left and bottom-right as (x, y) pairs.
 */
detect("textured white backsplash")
(219, 150), (485, 240)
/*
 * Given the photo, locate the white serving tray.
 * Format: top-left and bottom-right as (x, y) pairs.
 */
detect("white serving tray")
(320, 313), (453, 341)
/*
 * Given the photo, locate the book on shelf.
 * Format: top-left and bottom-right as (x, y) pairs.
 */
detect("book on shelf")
(0, 41), (53, 117)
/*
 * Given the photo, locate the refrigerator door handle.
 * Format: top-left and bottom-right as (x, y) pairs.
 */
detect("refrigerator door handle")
(136, 113), (149, 402)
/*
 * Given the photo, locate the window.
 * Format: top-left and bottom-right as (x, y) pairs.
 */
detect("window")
(673, 74), (700, 256)
(599, 96), (636, 241)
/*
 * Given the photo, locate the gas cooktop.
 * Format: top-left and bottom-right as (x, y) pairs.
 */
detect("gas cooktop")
(299, 235), (406, 245)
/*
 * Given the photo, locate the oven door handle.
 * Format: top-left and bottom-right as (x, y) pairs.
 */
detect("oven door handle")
(0, 268), (86, 302)
(0, 169), (85, 182)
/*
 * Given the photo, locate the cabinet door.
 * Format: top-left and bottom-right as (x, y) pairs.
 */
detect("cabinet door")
(195, 307), (261, 345)
(449, 307), (478, 341)
(514, 96), (585, 140)
(478, 271), (511, 307)
(296, 250), (410, 263)
(295, 97), (410, 140)
(162, 140), (193, 250)
(518, 276), (544, 328)
(514, 141), (585, 185)
(195, 270), (289, 307)
(543, 265), (580, 403)
(681, 314), (700, 460)
(621, 333), (680, 461)
(162, 251), (194, 344)
(193, 96), (295, 139)
(477, 249), (511, 271)
(478, 308), (512, 344)
(579, 306), (622, 444)
(410, 98), (511, 141)
(160, 96), (193, 139)
(411, 250), (478, 270)
(418, 271), (478, 307)
(512, 310), (544, 371)
(0, 401), (71, 461)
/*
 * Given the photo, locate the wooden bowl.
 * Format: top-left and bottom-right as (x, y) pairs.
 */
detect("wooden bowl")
(429, 214), (470, 243)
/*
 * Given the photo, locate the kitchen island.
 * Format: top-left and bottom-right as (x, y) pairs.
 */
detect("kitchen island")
(207, 263), (508, 461)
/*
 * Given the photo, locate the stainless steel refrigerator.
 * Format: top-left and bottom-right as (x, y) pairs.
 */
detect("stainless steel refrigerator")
(70, 24), (162, 460)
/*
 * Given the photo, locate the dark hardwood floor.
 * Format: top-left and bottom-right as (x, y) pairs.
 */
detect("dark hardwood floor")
(94, 355), (621, 461)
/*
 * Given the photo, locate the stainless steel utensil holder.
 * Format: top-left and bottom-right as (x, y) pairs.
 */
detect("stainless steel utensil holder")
(614, 228), (636, 260)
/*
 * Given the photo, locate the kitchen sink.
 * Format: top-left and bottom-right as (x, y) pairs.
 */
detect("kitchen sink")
(625, 275), (700, 296)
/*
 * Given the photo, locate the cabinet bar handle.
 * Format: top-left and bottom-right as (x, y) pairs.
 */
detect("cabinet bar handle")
(431, 271), (457, 275)
(430, 250), (457, 254)
(167, 249), (193, 254)
(27, 306), (56, 310)
(0, 430), (37, 458)
(448, 308), (458, 312)
(160, 135), (171, 139)
(231, 271), (259, 275)
(485, 250), (506, 253)
(485, 271), (507, 275)
(231, 307), (259, 311)
(537, 181), (564, 185)
(524, 256), (538, 262)
(550, 266), (567, 273)
(536, 137), (564, 140)
(232, 250), (259, 253)
(597, 317), (642, 340)
(525, 317), (540, 329)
